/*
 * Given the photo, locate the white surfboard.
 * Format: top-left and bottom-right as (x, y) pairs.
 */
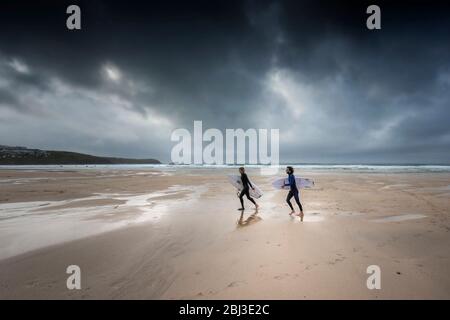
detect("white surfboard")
(272, 177), (314, 189)
(227, 175), (263, 198)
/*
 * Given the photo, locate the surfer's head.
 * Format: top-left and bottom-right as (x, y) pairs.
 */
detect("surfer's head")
(239, 167), (245, 174)
(286, 166), (294, 174)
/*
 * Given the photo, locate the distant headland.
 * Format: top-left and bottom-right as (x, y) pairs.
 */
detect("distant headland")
(0, 145), (160, 165)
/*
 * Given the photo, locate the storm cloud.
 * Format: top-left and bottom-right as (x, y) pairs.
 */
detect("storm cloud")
(0, 0), (449, 163)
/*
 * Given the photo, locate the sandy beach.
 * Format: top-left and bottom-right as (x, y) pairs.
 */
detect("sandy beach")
(0, 166), (449, 299)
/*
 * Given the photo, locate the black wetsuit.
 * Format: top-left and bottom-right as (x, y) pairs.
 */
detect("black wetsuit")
(285, 174), (303, 211)
(239, 173), (256, 208)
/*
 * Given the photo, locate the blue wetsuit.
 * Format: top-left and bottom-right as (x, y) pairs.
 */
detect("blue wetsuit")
(284, 174), (303, 211)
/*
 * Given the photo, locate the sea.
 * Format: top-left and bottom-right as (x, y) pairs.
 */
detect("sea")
(1, 164), (450, 173)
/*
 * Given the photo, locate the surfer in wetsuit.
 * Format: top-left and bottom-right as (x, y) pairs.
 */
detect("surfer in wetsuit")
(283, 166), (304, 221)
(238, 167), (259, 211)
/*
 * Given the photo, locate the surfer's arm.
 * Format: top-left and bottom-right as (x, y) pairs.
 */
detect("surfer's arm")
(246, 174), (254, 189)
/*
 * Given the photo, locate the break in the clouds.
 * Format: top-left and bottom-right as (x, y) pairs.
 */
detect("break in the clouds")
(0, 0), (449, 164)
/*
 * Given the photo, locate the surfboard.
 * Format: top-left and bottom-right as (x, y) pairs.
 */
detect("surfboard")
(272, 177), (315, 189)
(227, 175), (263, 199)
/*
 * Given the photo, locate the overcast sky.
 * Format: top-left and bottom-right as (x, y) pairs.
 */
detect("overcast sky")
(0, 0), (449, 164)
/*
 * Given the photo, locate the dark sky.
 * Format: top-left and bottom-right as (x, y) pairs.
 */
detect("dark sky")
(0, 0), (449, 164)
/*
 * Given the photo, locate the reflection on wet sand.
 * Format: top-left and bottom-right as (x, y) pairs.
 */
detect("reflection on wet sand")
(237, 209), (262, 228)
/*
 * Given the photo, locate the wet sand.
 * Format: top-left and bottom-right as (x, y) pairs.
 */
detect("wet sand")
(0, 168), (449, 299)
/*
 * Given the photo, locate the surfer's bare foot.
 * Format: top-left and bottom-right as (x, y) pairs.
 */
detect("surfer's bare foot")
(289, 211), (295, 215)
(297, 211), (304, 221)
(255, 204), (259, 209)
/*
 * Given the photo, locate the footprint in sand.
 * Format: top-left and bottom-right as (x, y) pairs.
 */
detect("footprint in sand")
(300, 213), (324, 222)
(274, 273), (290, 280)
(227, 281), (246, 288)
(328, 257), (346, 265)
(25, 280), (39, 288)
